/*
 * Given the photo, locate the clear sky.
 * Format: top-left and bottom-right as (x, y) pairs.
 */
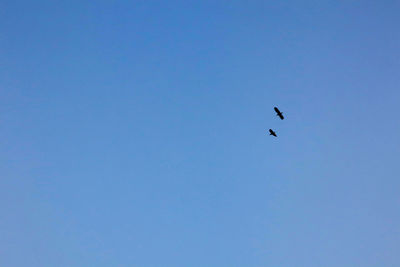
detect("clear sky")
(1, 1), (400, 266)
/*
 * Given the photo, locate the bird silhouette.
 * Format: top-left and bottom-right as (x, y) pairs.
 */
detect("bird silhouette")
(274, 107), (284, 120)
(269, 129), (277, 137)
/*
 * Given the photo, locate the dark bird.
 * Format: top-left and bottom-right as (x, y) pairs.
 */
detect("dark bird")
(274, 107), (284, 120)
(269, 129), (277, 137)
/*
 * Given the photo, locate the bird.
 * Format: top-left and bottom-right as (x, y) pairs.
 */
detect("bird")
(274, 107), (284, 120)
(269, 129), (277, 137)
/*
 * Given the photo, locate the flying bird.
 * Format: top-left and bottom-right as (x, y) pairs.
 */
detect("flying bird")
(269, 129), (277, 137)
(274, 107), (284, 120)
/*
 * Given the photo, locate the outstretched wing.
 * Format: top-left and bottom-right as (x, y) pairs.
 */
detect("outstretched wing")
(269, 129), (277, 137)
(274, 107), (280, 113)
(278, 113), (284, 120)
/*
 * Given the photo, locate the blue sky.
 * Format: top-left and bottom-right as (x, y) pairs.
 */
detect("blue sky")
(1, 1), (400, 266)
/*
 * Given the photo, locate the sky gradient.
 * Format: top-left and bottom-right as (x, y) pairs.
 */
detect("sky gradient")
(1, 1), (400, 266)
